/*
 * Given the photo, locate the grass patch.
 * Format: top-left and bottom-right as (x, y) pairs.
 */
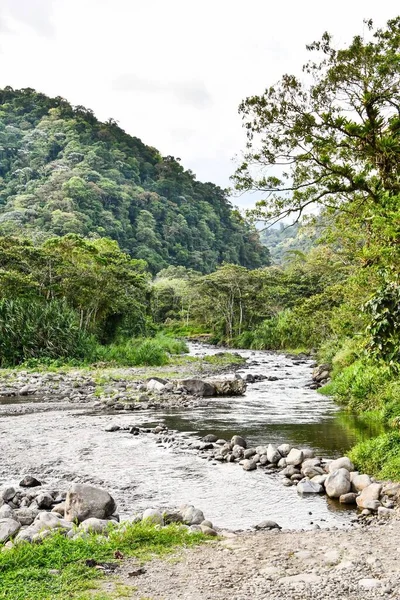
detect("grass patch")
(0, 522), (205, 600)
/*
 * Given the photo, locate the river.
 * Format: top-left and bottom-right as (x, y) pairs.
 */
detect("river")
(0, 343), (377, 530)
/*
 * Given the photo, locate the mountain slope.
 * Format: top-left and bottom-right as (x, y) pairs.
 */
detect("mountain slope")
(0, 87), (270, 273)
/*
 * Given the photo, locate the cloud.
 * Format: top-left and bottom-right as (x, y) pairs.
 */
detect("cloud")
(113, 73), (212, 109)
(0, 0), (55, 37)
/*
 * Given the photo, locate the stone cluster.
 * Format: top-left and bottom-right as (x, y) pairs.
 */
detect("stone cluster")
(0, 480), (217, 547)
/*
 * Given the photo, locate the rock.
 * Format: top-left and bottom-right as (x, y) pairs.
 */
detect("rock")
(182, 507), (205, 525)
(205, 374), (246, 396)
(147, 379), (165, 392)
(202, 434), (218, 443)
(177, 379), (216, 397)
(200, 525), (218, 536)
(301, 448), (315, 459)
(200, 520), (213, 529)
(351, 474), (372, 492)
(232, 444), (244, 459)
(286, 449), (304, 466)
(36, 512), (72, 531)
(255, 520), (281, 530)
(231, 435), (247, 449)
(256, 446), (268, 456)
(80, 518), (115, 533)
(19, 476), (41, 488)
(302, 466), (324, 479)
(277, 443), (291, 457)
(105, 424), (120, 432)
(244, 448), (257, 459)
(163, 510), (183, 524)
(14, 508), (37, 526)
(142, 509), (164, 525)
(381, 482), (400, 498)
(297, 479), (323, 494)
(281, 465), (299, 478)
(267, 444), (281, 464)
(378, 506), (394, 518)
(339, 493), (358, 504)
(325, 468), (351, 498)
(36, 493), (54, 509)
(0, 505), (14, 519)
(52, 502), (66, 516)
(65, 484), (117, 523)
(0, 518), (21, 542)
(277, 458), (287, 468)
(312, 474), (328, 486)
(328, 457), (354, 473)
(1, 487), (16, 502)
(356, 483), (382, 510)
(242, 459), (257, 471)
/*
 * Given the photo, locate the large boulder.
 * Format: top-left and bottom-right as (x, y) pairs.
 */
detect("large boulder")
(0, 518), (21, 542)
(231, 435), (247, 449)
(356, 483), (382, 510)
(178, 379), (216, 397)
(65, 484), (117, 523)
(142, 508), (164, 525)
(328, 457), (354, 473)
(325, 468), (351, 498)
(205, 374), (246, 396)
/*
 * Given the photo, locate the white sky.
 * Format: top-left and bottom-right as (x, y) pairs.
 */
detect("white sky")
(0, 0), (398, 209)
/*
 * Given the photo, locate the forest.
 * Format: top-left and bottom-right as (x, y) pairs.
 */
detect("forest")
(0, 17), (399, 481)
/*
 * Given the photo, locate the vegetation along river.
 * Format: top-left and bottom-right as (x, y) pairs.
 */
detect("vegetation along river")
(0, 343), (379, 531)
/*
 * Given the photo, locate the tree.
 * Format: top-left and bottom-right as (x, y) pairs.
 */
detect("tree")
(233, 18), (400, 229)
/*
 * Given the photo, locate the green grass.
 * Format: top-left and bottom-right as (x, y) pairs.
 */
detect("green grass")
(349, 432), (400, 480)
(0, 522), (205, 600)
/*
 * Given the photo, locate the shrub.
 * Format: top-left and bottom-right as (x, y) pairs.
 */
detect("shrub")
(0, 298), (96, 366)
(349, 432), (400, 480)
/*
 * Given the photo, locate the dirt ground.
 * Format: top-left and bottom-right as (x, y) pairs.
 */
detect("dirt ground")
(102, 518), (400, 600)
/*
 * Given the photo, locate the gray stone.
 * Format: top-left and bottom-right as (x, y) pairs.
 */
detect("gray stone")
(14, 508), (37, 525)
(339, 493), (358, 504)
(231, 435), (247, 449)
(325, 468), (351, 498)
(356, 483), (382, 510)
(182, 507), (205, 525)
(147, 379), (165, 392)
(297, 479), (323, 494)
(351, 474), (372, 492)
(328, 457), (354, 473)
(200, 525), (218, 536)
(178, 379), (216, 397)
(267, 444), (281, 464)
(105, 424), (120, 432)
(65, 484), (117, 523)
(19, 476), (41, 488)
(0, 504), (14, 519)
(256, 446), (268, 456)
(36, 493), (54, 509)
(36, 511), (73, 531)
(255, 520), (281, 530)
(0, 518), (21, 542)
(286, 448), (304, 466)
(281, 465), (299, 478)
(202, 434), (218, 443)
(377, 506), (394, 518)
(244, 448), (257, 459)
(1, 487), (16, 502)
(242, 459), (257, 471)
(80, 518), (115, 533)
(232, 444), (244, 459)
(277, 443), (291, 457)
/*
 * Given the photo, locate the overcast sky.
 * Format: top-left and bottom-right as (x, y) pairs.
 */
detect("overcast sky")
(0, 0), (398, 209)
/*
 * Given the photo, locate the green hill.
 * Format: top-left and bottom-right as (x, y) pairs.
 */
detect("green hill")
(0, 87), (270, 273)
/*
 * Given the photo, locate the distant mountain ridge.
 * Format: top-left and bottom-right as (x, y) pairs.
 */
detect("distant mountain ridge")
(0, 87), (270, 273)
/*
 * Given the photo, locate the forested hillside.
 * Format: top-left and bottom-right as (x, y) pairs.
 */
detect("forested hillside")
(0, 87), (269, 273)
(260, 222), (316, 264)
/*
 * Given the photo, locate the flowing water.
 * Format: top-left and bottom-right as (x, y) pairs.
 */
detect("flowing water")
(0, 344), (377, 530)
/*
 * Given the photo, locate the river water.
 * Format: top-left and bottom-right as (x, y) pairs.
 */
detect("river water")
(0, 344), (376, 531)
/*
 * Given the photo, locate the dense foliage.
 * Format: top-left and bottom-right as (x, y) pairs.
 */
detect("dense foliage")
(0, 87), (269, 274)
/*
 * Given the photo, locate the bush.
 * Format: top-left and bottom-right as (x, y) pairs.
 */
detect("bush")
(0, 298), (96, 366)
(94, 335), (188, 366)
(349, 432), (400, 480)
